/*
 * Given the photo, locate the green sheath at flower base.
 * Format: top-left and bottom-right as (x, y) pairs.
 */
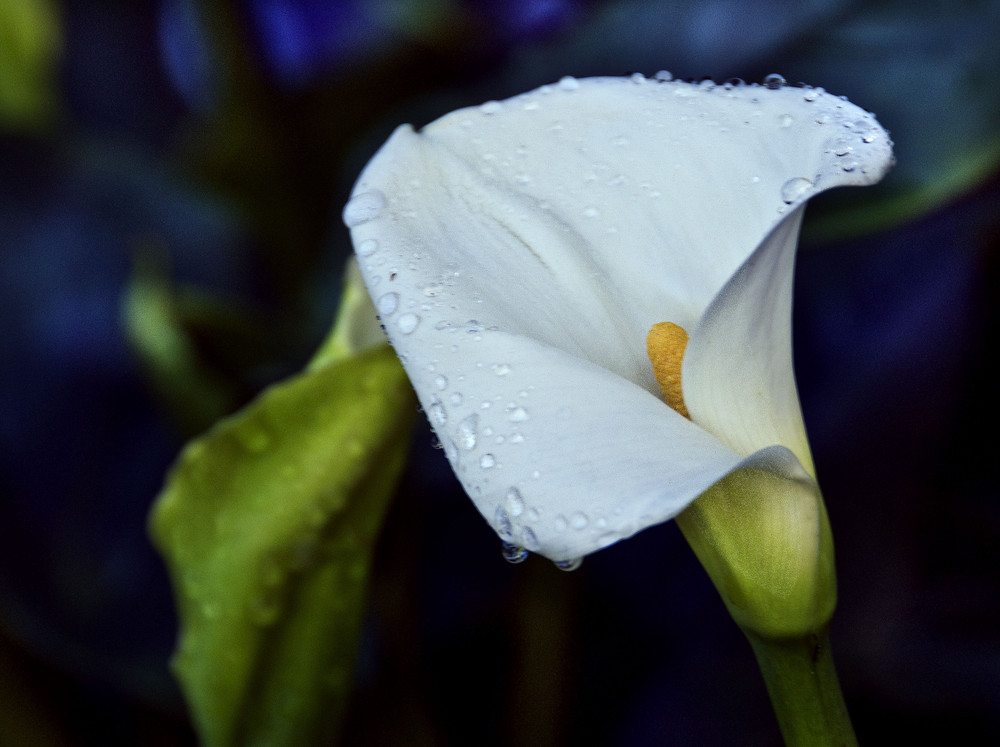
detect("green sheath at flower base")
(150, 260), (414, 747)
(675, 460), (836, 639)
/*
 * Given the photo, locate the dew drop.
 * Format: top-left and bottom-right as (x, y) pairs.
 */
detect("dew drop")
(554, 515), (568, 532)
(504, 487), (525, 517)
(779, 113), (793, 128)
(596, 531), (620, 548)
(376, 292), (399, 315)
(803, 89), (819, 102)
(457, 414), (479, 450)
(763, 73), (786, 89)
(832, 140), (853, 156)
(396, 313), (420, 334)
(506, 406), (528, 422)
(479, 100), (502, 115)
(630, 72), (645, 83)
(502, 542), (529, 564)
(492, 363), (511, 376)
(428, 399), (447, 427)
(521, 527), (540, 552)
(554, 557), (583, 572)
(356, 238), (378, 256)
(654, 70), (673, 82)
(480, 453), (496, 469)
(570, 512), (589, 530)
(449, 392), (463, 406)
(780, 177), (813, 204)
(434, 374), (448, 390)
(558, 75), (579, 91)
(343, 190), (386, 227)
(494, 504), (513, 539)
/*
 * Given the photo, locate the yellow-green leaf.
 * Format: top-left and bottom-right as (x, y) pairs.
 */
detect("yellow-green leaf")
(150, 342), (414, 746)
(0, 0), (61, 130)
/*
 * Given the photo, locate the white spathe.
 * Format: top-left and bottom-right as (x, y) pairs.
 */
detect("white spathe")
(344, 75), (893, 562)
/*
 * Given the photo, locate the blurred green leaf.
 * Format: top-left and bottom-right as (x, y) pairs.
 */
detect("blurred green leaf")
(0, 0), (61, 130)
(795, 0), (1000, 239)
(151, 340), (414, 746)
(122, 252), (245, 435)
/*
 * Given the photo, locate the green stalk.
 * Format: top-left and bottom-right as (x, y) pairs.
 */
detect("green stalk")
(744, 627), (857, 747)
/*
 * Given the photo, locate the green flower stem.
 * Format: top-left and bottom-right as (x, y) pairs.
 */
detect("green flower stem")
(674, 463), (853, 745)
(744, 627), (857, 747)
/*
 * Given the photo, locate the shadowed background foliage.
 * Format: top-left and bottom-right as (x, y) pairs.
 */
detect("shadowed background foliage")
(2, 0), (998, 744)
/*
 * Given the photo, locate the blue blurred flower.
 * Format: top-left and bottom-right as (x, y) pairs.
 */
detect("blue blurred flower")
(246, 0), (392, 87)
(157, 0), (216, 113)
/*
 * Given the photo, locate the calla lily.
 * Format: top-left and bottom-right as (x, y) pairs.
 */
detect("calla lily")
(343, 74), (892, 565)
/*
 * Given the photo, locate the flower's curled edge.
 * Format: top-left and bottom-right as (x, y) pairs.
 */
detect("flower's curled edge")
(343, 75), (893, 564)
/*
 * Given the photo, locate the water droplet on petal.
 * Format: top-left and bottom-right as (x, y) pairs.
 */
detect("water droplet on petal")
(596, 531), (620, 548)
(492, 363), (511, 376)
(570, 512), (589, 530)
(480, 453), (496, 469)
(428, 399), (447, 427)
(558, 75), (579, 91)
(449, 392), (463, 405)
(479, 100), (502, 115)
(504, 487), (525, 517)
(502, 542), (529, 563)
(376, 292), (399, 315)
(554, 515), (568, 532)
(434, 374), (448, 390)
(654, 70), (673, 82)
(457, 415), (479, 450)
(803, 89), (819, 102)
(396, 313), (420, 334)
(554, 557), (583, 572)
(356, 238), (378, 256)
(343, 190), (386, 227)
(507, 406), (528, 423)
(780, 176), (813, 204)
(521, 527), (540, 552)
(763, 73), (786, 89)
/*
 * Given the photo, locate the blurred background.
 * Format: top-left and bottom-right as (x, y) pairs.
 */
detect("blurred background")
(2, 0), (999, 744)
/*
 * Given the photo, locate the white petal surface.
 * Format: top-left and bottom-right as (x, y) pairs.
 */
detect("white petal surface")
(344, 75), (892, 560)
(685, 208), (816, 474)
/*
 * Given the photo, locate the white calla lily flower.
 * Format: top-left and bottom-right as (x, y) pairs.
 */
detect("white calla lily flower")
(344, 74), (892, 565)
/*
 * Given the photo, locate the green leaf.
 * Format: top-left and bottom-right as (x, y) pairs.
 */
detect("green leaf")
(0, 0), (61, 130)
(150, 342), (415, 746)
(122, 252), (242, 436)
